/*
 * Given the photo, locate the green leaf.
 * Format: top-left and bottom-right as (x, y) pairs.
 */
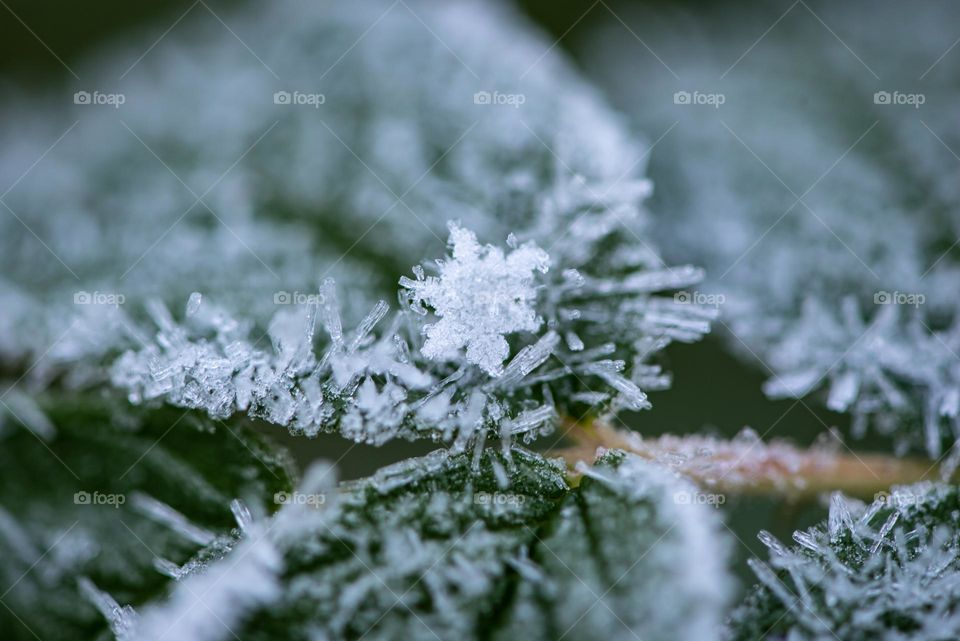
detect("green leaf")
(495, 451), (733, 641)
(134, 448), (732, 641)
(0, 392), (295, 641)
(727, 484), (960, 641)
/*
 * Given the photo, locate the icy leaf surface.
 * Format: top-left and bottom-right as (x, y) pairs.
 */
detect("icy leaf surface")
(107, 208), (711, 447)
(1, 0), (712, 448)
(727, 483), (960, 641)
(0, 392), (294, 641)
(122, 449), (732, 641)
(494, 450), (733, 641)
(581, 2), (960, 455)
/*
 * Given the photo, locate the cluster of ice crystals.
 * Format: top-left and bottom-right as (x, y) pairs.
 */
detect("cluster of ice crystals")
(130, 504), (282, 641)
(78, 494), (285, 641)
(729, 484), (960, 641)
(583, 2), (960, 455)
(1, 0), (714, 447)
(78, 578), (138, 641)
(109, 201), (709, 446)
(763, 298), (960, 457)
(107, 451), (562, 641)
(402, 223), (549, 376)
(98, 449), (732, 641)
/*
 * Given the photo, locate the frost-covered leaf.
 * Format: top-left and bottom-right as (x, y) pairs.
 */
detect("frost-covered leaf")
(580, 1), (960, 456)
(728, 483), (960, 641)
(494, 450), (733, 641)
(0, 392), (294, 641)
(123, 449), (731, 641)
(0, 0), (713, 450)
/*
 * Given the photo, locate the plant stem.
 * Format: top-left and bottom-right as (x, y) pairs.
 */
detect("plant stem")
(554, 420), (946, 501)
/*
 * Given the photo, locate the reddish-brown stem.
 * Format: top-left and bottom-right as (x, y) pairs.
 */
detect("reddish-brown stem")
(554, 420), (945, 500)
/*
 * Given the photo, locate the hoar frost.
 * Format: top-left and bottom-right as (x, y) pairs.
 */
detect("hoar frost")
(1, 0), (714, 449)
(401, 224), (549, 376)
(583, 3), (960, 457)
(99, 449), (732, 641)
(728, 483), (960, 641)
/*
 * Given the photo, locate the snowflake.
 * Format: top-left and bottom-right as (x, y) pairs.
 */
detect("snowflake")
(401, 224), (550, 376)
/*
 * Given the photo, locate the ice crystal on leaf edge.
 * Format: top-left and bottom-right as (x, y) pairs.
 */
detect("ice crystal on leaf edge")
(110, 220), (714, 451)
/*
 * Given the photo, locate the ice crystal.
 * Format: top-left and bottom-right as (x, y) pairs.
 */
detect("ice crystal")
(132, 504), (282, 641)
(109, 448), (731, 641)
(728, 483), (960, 641)
(582, 2), (960, 455)
(401, 223), (549, 376)
(0, 0), (713, 448)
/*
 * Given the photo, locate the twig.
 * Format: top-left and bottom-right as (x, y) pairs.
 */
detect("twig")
(553, 420), (945, 501)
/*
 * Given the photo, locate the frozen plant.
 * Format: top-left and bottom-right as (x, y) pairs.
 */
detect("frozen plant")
(1, 0), (713, 449)
(581, 0), (960, 456)
(110, 213), (710, 448)
(3, 2), (960, 641)
(120, 448), (732, 641)
(728, 483), (960, 641)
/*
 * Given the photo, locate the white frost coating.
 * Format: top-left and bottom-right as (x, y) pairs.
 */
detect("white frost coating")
(131, 449), (574, 641)
(128, 462), (340, 641)
(575, 453), (733, 641)
(104, 205), (709, 448)
(583, 3), (960, 456)
(401, 223), (549, 376)
(1, 0), (715, 448)
(734, 483), (960, 641)
(130, 522), (282, 641)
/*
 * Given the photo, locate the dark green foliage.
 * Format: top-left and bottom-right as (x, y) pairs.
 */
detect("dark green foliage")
(0, 393), (295, 641)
